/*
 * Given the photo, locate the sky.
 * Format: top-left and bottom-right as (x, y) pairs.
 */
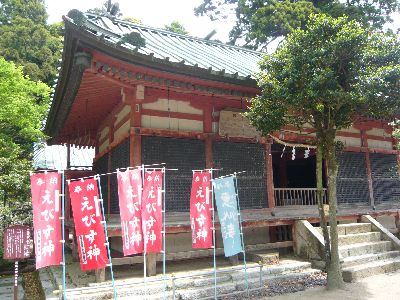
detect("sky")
(45, 0), (399, 45)
(45, 0), (235, 42)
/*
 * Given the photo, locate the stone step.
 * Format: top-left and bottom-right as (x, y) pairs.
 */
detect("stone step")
(342, 250), (400, 268)
(180, 268), (322, 300)
(316, 223), (372, 235)
(247, 251), (279, 265)
(342, 257), (400, 282)
(338, 232), (381, 246)
(339, 241), (393, 258)
(63, 261), (314, 299)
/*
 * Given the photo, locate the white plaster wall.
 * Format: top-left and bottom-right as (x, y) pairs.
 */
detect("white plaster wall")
(114, 105), (131, 126)
(113, 121), (130, 140)
(99, 140), (109, 154)
(335, 135), (361, 147)
(141, 115), (203, 132)
(219, 110), (261, 138)
(99, 126), (110, 141)
(367, 128), (387, 136)
(367, 139), (393, 150)
(340, 126), (360, 134)
(143, 98), (203, 115)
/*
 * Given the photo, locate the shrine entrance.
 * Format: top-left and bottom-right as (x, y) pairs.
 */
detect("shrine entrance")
(272, 143), (327, 206)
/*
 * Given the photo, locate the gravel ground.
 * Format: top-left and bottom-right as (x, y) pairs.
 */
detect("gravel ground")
(219, 271), (327, 300)
(263, 270), (400, 300)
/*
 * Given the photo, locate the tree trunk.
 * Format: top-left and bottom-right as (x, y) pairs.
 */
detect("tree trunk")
(316, 145), (331, 268)
(325, 135), (344, 290)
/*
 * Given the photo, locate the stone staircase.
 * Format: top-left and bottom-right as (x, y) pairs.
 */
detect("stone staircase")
(0, 276), (24, 300)
(315, 217), (400, 282)
(44, 260), (324, 299)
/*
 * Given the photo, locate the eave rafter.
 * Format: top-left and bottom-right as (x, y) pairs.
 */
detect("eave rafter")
(89, 55), (259, 100)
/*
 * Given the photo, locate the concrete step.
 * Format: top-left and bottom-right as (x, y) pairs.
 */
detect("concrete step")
(247, 251), (279, 265)
(338, 232), (381, 246)
(179, 268), (322, 300)
(342, 250), (400, 268)
(0, 276), (24, 300)
(342, 257), (400, 282)
(316, 223), (372, 235)
(339, 241), (393, 258)
(63, 261), (314, 299)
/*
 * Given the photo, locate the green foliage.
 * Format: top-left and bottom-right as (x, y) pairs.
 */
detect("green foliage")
(0, 0), (47, 25)
(246, 14), (400, 137)
(0, 57), (49, 233)
(246, 14), (400, 288)
(164, 21), (189, 35)
(195, 0), (400, 49)
(0, 0), (63, 85)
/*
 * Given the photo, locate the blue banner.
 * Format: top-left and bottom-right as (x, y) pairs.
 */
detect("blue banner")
(213, 176), (243, 257)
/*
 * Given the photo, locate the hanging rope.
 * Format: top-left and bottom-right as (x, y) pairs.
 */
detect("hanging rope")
(268, 134), (317, 149)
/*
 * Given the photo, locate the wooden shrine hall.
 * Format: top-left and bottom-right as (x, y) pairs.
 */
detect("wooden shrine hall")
(45, 10), (400, 278)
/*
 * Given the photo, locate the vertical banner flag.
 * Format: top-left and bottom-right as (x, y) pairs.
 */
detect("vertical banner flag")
(30, 172), (62, 269)
(213, 176), (243, 257)
(117, 169), (143, 256)
(142, 170), (163, 253)
(190, 172), (212, 248)
(69, 179), (109, 271)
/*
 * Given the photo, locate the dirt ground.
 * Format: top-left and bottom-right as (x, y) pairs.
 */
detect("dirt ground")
(268, 270), (400, 300)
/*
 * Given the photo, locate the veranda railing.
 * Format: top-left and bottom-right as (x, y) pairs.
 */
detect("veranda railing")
(273, 188), (328, 206)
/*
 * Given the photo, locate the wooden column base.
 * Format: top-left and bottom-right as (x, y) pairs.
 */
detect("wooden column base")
(146, 253), (157, 276)
(71, 230), (80, 262)
(95, 268), (105, 282)
(229, 255), (239, 266)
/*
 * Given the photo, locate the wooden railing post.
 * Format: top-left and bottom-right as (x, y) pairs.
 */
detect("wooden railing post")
(273, 188), (327, 206)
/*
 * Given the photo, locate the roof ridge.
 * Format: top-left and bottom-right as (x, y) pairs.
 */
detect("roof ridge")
(84, 12), (262, 55)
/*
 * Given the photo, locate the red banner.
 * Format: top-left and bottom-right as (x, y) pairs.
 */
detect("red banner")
(142, 170), (163, 253)
(117, 169), (143, 256)
(190, 172), (213, 248)
(68, 179), (109, 271)
(30, 172), (62, 269)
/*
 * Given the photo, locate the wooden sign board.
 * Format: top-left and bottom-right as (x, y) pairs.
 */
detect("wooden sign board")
(3, 225), (31, 260)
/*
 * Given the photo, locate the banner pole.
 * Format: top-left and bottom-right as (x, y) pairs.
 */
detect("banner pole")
(162, 167), (167, 300)
(61, 171), (67, 300)
(96, 176), (117, 300)
(14, 261), (18, 300)
(210, 170), (217, 300)
(142, 165), (147, 299)
(233, 173), (249, 296)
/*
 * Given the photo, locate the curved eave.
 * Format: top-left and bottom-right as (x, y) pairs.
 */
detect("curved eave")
(44, 27), (78, 139)
(45, 19), (260, 143)
(66, 19), (259, 87)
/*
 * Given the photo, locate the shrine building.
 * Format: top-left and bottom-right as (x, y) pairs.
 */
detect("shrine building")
(45, 10), (400, 277)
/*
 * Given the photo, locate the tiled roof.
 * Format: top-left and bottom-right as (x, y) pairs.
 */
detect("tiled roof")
(66, 12), (263, 80)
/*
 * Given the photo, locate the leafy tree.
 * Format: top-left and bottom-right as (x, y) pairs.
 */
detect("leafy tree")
(0, 56), (49, 237)
(195, 0), (399, 49)
(246, 14), (400, 289)
(0, 0), (47, 25)
(164, 21), (189, 35)
(87, 0), (122, 17)
(0, 0), (62, 85)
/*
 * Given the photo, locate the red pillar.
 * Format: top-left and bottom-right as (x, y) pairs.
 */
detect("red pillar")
(204, 104), (214, 169)
(128, 88), (142, 167)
